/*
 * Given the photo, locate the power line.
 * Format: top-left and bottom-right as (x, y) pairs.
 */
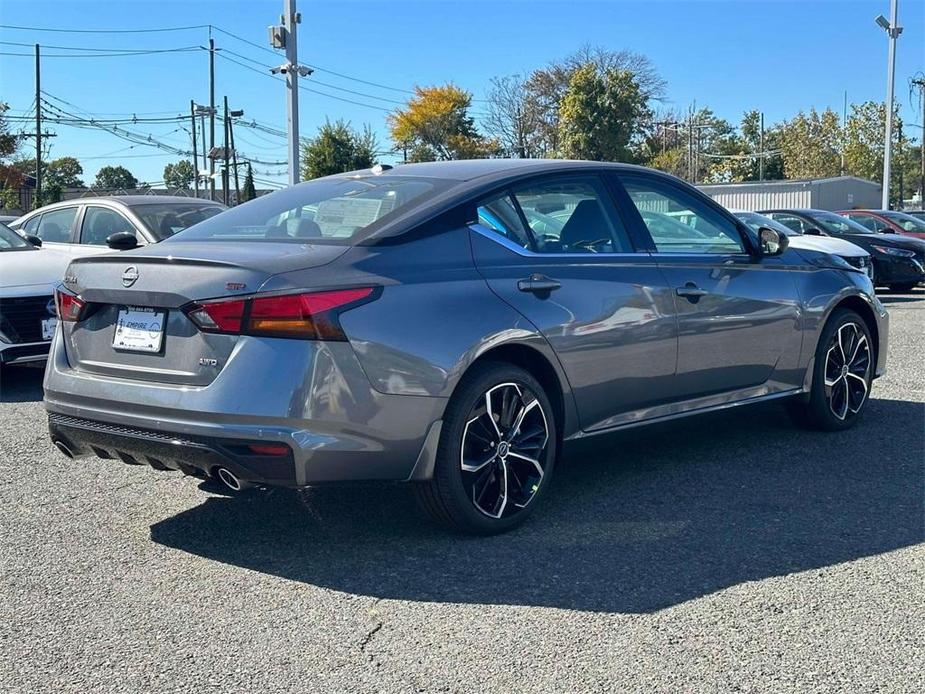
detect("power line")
(0, 47), (202, 58)
(0, 23), (209, 34)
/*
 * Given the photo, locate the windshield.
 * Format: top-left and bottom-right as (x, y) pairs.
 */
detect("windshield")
(734, 212), (796, 237)
(880, 211), (925, 233)
(129, 202), (226, 241)
(805, 210), (874, 235)
(171, 176), (447, 245)
(0, 222), (31, 250)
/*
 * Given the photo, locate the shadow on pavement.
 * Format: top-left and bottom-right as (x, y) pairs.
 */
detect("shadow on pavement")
(151, 397), (924, 613)
(0, 365), (45, 403)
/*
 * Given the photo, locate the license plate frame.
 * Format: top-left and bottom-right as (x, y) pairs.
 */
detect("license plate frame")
(112, 306), (166, 354)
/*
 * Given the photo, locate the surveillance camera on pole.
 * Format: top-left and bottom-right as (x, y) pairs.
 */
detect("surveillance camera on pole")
(270, 0), (307, 187)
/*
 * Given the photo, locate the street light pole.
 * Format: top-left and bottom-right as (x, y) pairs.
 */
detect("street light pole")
(270, 0), (312, 186)
(877, 1), (902, 210)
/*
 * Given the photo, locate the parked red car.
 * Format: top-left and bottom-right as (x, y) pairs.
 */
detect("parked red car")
(838, 210), (925, 240)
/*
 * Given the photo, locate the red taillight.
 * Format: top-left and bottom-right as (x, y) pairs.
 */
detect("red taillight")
(184, 287), (375, 340)
(187, 298), (246, 333)
(55, 289), (86, 322)
(246, 443), (290, 456)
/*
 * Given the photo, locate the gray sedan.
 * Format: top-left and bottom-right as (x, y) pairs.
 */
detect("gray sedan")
(44, 160), (888, 534)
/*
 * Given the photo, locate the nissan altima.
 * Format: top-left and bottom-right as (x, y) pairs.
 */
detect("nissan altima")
(45, 160), (888, 534)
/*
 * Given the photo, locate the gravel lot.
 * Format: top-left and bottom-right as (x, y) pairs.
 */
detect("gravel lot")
(1, 290), (923, 693)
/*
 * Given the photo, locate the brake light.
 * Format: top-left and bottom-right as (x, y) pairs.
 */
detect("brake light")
(55, 288), (86, 322)
(187, 298), (246, 333)
(184, 287), (375, 340)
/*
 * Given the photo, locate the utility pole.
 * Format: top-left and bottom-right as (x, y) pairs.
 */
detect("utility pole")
(190, 100), (199, 198)
(897, 121), (904, 206)
(208, 36), (216, 201)
(270, 0), (313, 185)
(688, 109), (694, 182)
(912, 76), (925, 207)
(229, 115), (241, 203)
(759, 112), (765, 181)
(35, 44), (41, 208)
(841, 90), (848, 175)
(223, 96), (229, 206)
(876, 1), (902, 209)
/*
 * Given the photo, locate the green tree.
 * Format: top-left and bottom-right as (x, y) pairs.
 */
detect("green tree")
(163, 159), (195, 189)
(46, 156), (84, 188)
(779, 108), (842, 180)
(240, 163), (257, 203)
(94, 165), (138, 190)
(557, 64), (651, 162)
(388, 84), (494, 162)
(0, 104), (23, 211)
(301, 120), (378, 180)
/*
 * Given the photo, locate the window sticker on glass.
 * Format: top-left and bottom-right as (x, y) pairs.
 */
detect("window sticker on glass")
(315, 197), (386, 237)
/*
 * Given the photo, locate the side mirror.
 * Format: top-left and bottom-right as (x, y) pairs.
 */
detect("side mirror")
(106, 231), (139, 250)
(24, 234), (42, 247)
(804, 227), (824, 236)
(758, 227), (789, 256)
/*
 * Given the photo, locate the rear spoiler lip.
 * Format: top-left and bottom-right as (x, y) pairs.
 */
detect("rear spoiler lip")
(68, 255), (240, 269)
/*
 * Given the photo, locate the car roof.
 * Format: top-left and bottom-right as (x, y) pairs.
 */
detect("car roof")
(328, 158), (650, 183)
(21, 196), (225, 215)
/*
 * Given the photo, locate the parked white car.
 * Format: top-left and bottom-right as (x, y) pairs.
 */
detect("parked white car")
(9, 196), (225, 256)
(0, 223), (73, 365)
(732, 210), (872, 279)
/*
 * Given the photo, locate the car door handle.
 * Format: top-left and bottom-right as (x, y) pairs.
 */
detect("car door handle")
(676, 283), (709, 301)
(518, 274), (561, 294)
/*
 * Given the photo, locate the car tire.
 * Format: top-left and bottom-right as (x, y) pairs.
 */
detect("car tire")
(888, 282), (918, 292)
(787, 309), (874, 431)
(414, 361), (557, 535)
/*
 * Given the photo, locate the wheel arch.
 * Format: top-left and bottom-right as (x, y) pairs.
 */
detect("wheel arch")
(830, 294), (880, 366)
(455, 341), (579, 446)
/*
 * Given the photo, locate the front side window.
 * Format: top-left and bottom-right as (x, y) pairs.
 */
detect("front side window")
(172, 176), (447, 245)
(622, 178), (745, 254)
(806, 210), (874, 235)
(81, 207), (136, 245)
(512, 177), (631, 253)
(0, 223), (30, 250)
(22, 215), (41, 234)
(846, 213), (886, 232)
(34, 207), (77, 243)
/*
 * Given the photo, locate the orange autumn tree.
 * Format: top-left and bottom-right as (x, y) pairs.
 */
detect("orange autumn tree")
(388, 84), (496, 162)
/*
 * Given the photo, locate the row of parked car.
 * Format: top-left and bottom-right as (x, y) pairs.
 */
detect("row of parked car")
(1, 191), (924, 370)
(0, 196), (225, 365)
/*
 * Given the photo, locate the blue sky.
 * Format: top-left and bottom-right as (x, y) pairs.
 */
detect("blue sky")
(1, 0), (923, 187)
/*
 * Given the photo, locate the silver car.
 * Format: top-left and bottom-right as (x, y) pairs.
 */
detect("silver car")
(44, 160), (888, 534)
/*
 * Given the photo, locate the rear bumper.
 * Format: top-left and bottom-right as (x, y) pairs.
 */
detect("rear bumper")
(43, 331), (448, 485)
(48, 413), (299, 486)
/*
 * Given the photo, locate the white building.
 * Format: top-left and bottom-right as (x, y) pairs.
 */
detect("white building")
(698, 176), (881, 212)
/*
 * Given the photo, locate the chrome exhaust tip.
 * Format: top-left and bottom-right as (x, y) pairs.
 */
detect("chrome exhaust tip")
(215, 467), (252, 492)
(52, 439), (75, 459)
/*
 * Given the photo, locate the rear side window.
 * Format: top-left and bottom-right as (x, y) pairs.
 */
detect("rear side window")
(34, 207), (77, 243)
(81, 207), (136, 245)
(512, 176), (632, 253)
(172, 175), (448, 245)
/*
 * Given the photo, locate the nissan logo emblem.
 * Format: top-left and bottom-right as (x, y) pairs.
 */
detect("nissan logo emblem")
(121, 266), (139, 287)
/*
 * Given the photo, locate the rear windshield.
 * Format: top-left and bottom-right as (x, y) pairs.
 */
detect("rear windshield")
(129, 202), (225, 241)
(170, 176), (446, 245)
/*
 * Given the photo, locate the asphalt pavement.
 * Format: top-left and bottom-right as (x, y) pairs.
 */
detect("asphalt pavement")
(1, 290), (923, 693)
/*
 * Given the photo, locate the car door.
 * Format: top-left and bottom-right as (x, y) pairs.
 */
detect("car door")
(616, 174), (803, 400)
(75, 205), (144, 256)
(30, 206), (80, 252)
(468, 173), (679, 432)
